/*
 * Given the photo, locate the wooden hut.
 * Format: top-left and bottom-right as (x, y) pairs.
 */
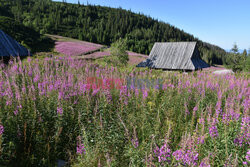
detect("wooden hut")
(137, 42), (209, 70)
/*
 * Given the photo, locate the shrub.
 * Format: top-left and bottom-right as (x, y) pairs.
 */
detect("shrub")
(110, 38), (129, 66)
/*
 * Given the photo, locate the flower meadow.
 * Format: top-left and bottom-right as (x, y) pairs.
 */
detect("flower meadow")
(0, 57), (249, 166)
(55, 41), (103, 56)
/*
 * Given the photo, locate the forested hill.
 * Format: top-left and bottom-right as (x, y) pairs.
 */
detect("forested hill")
(0, 0), (225, 64)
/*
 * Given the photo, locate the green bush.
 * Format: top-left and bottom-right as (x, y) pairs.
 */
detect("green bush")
(110, 38), (129, 66)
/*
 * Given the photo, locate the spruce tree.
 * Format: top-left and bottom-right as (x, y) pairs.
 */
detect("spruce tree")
(242, 49), (247, 56)
(231, 43), (239, 53)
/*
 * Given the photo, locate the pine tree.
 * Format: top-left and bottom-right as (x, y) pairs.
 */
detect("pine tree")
(231, 43), (239, 53)
(242, 49), (247, 56)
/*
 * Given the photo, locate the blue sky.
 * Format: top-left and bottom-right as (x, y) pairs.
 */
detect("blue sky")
(54, 0), (250, 50)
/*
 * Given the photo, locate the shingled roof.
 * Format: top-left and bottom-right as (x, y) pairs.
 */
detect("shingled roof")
(137, 42), (209, 70)
(0, 29), (30, 57)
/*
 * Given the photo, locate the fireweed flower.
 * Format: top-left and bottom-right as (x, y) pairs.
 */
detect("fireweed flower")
(197, 135), (205, 145)
(6, 100), (12, 106)
(193, 105), (198, 112)
(131, 138), (139, 148)
(131, 128), (139, 148)
(33, 74), (40, 82)
(199, 118), (205, 125)
(215, 100), (222, 118)
(184, 102), (189, 115)
(234, 136), (245, 147)
(27, 57), (32, 62)
(119, 86), (128, 105)
(234, 116), (250, 146)
(135, 89), (139, 97)
(173, 149), (198, 166)
(0, 124), (4, 135)
(240, 116), (250, 131)
(172, 133), (200, 166)
(172, 149), (183, 161)
(76, 136), (86, 155)
(57, 107), (63, 115)
(246, 150), (250, 162)
(243, 150), (250, 165)
(92, 88), (99, 96)
(142, 89), (148, 99)
(242, 99), (250, 113)
(103, 89), (112, 102)
(76, 143), (86, 155)
(154, 142), (171, 163)
(199, 158), (211, 167)
(209, 118), (218, 139)
(14, 110), (18, 116)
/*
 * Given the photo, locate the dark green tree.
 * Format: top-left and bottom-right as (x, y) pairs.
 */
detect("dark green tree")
(242, 49), (247, 57)
(231, 43), (239, 54)
(225, 44), (249, 72)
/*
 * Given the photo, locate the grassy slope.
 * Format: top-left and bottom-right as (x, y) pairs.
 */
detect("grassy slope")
(47, 34), (147, 66)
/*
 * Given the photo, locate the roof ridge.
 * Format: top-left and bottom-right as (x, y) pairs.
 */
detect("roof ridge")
(154, 41), (197, 44)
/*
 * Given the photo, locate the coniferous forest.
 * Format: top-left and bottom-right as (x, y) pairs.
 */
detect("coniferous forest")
(0, 0), (226, 65)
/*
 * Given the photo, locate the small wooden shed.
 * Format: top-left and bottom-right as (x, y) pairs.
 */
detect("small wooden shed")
(137, 42), (209, 70)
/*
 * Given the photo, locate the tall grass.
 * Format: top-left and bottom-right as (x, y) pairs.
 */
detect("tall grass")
(0, 57), (249, 166)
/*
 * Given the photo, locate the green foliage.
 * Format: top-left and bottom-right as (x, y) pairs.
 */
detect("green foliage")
(110, 38), (129, 66)
(231, 43), (239, 53)
(224, 44), (249, 72)
(242, 49), (247, 57)
(0, 0), (225, 64)
(244, 56), (250, 72)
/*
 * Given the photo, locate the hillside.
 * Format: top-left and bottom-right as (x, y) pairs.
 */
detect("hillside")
(0, 0), (225, 65)
(47, 34), (148, 65)
(0, 16), (54, 52)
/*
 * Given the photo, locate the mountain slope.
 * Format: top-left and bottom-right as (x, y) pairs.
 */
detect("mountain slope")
(0, 0), (225, 64)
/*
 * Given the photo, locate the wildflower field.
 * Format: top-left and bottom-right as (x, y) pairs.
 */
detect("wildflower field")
(52, 36), (148, 66)
(55, 41), (103, 56)
(0, 57), (249, 166)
